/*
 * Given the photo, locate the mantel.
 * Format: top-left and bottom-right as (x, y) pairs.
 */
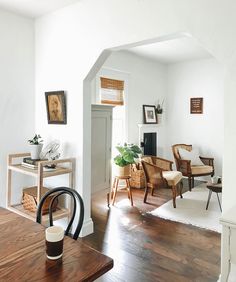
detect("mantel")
(138, 123), (159, 128)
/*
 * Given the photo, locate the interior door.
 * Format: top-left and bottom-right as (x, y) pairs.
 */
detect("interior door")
(91, 108), (112, 193)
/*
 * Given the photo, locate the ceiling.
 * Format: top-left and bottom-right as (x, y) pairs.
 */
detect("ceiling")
(0, 3), (212, 64)
(0, 0), (80, 18)
(125, 37), (212, 64)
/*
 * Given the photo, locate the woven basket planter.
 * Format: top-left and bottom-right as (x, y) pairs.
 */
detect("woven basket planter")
(130, 164), (145, 188)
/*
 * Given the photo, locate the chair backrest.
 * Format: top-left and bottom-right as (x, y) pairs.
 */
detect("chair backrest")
(141, 160), (164, 188)
(172, 144), (192, 160)
(142, 155), (173, 171)
(36, 187), (84, 240)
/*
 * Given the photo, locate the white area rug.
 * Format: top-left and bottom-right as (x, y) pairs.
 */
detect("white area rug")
(150, 184), (222, 233)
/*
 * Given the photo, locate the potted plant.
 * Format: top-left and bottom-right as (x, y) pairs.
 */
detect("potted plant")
(155, 99), (164, 124)
(28, 134), (43, 160)
(114, 143), (142, 176)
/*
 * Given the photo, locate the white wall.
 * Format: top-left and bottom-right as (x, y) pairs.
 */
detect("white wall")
(0, 9), (35, 207)
(165, 58), (224, 177)
(34, 0), (236, 241)
(93, 53), (224, 176)
(94, 50), (167, 156)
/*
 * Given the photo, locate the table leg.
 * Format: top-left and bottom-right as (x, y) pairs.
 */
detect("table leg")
(107, 178), (116, 207)
(216, 193), (222, 212)
(206, 190), (212, 210)
(126, 179), (133, 206)
(112, 178), (119, 205)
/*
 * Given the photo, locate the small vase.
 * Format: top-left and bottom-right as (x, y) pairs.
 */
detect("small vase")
(157, 114), (162, 124)
(30, 144), (43, 160)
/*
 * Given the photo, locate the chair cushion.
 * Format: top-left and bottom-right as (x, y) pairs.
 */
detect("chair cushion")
(179, 148), (204, 166)
(191, 165), (213, 175)
(162, 171), (182, 186)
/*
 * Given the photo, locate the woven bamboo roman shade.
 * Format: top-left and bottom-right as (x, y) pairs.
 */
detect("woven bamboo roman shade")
(100, 77), (124, 105)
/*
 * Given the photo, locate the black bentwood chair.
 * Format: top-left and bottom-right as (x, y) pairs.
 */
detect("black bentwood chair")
(36, 187), (84, 240)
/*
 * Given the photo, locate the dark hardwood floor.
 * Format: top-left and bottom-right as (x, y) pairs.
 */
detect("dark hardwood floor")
(82, 181), (220, 282)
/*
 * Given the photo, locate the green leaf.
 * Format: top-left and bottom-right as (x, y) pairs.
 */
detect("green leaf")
(114, 143), (142, 167)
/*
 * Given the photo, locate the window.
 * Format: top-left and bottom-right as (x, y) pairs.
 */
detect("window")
(100, 77), (124, 105)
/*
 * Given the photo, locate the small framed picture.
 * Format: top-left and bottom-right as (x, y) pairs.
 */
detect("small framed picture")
(45, 91), (67, 124)
(143, 105), (157, 124)
(190, 97), (203, 114)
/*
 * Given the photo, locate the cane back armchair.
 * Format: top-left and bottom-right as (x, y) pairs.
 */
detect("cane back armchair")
(172, 144), (214, 191)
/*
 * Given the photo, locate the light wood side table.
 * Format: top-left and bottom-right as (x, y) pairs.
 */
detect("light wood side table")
(7, 153), (75, 222)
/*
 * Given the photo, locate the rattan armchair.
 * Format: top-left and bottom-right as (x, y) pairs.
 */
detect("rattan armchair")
(172, 144), (214, 191)
(141, 156), (183, 208)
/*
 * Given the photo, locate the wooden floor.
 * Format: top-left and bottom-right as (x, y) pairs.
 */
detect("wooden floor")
(82, 181), (221, 282)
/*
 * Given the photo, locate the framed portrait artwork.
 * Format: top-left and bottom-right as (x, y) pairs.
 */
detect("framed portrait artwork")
(143, 105), (157, 124)
(45, 91), (67, 124)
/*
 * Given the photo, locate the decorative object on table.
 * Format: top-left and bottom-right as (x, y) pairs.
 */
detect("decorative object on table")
(211, 176), (219, 184)
(28, 134), (43, 160)
(40, 140), (61, 169)
(21, 157), (41, 169)
(155, 99), (164, 124)
(22, 186), (58, 214)
(45, 91), (67, 124)
(130, 163), (145, 188)
(114, 143), (142, 177)
(190, 97), (203, 114)
(143, 105), (157, 124)
(22, 156), (47, 169)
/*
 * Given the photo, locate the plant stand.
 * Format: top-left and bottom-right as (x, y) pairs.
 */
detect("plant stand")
(107, 175), (133, 207)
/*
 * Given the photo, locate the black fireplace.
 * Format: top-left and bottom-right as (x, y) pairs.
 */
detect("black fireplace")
(142, 132), (157, 156)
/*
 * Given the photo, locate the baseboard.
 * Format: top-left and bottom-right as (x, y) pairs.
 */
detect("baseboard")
(80, 217), (94, 237)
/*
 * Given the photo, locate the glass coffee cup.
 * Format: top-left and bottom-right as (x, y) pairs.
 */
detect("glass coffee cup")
(45, 226), (64, 260)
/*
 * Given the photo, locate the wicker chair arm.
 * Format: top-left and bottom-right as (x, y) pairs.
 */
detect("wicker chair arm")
(199, 156), (214, 166)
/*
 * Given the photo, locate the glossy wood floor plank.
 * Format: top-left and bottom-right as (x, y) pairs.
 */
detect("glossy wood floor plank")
(82, 181), (220, 282)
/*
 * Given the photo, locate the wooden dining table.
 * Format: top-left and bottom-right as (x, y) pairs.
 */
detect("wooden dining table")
(0, 207), (113, 281)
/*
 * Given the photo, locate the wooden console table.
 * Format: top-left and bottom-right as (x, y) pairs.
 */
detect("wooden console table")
(7, 153), (75, 222)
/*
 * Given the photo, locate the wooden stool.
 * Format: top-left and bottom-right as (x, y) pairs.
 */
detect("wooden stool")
(108, 176), (133, 207)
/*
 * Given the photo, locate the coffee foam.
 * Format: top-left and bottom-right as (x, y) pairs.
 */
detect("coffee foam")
(46, 226), (64, 242)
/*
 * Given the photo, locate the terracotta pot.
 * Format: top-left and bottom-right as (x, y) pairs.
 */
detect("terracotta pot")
(115, 164), (131, 177)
